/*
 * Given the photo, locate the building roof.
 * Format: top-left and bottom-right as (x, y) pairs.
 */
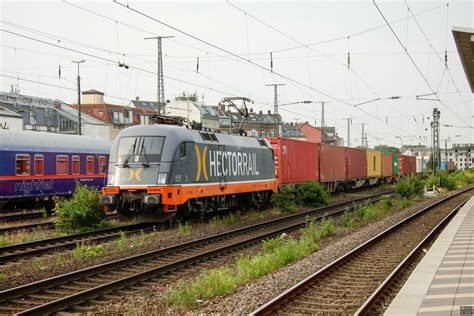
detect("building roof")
(130, 100), (159, 111)
(82, 89), (104, 95)
(452, 26), (474, 93)
(0, 106), (22, 118)
(0, 91), (107, 125)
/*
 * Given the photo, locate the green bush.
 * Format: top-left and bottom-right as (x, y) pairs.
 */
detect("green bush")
(396, 175), (425, 199)
(54, 183), (109, 233)
(295, 181), (330, 207)
(271, 185), (297, 212)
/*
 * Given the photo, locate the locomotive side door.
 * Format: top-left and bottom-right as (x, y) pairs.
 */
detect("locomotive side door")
(218, 144), (226, 190)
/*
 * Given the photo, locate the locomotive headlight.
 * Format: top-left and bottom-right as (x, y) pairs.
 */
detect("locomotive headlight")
(157, 172), (167, 184)
(108, 174), (115, 185)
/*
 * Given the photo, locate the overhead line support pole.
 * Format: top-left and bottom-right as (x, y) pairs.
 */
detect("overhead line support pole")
(145, 35), (174, 115)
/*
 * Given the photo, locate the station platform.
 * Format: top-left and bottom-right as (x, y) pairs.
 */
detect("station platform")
(385, 196), (474, 316)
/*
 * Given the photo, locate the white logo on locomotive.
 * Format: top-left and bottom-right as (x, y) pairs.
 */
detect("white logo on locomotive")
(208, 150), (260, 177)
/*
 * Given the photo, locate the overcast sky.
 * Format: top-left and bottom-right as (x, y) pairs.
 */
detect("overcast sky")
(1, 0), (472, 148)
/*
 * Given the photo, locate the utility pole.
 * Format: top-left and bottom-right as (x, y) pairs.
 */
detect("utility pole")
(357, 122), (365, 148)
(314, 101), (330, 143)
(266, 83), (285, 137)
(431, 108), (441, 173)
(145, 36), (174, 115)
(347, 118), (351, 148)
(71, 59), (85, 135)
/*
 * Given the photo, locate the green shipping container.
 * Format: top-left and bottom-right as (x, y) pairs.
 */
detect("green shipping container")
(393, 155), (399, 175)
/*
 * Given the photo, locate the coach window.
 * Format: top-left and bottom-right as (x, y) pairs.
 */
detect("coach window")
(56, 155), (69, 175)
(98, 156), (106, 174)
(16, 154), (30, 176)
(34, 155), (44, 176)
(86, 156), (94, 174)
(72, 155), (80, 175)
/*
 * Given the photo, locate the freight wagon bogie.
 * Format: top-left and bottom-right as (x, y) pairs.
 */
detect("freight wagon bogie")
(101, 125), (277, 222)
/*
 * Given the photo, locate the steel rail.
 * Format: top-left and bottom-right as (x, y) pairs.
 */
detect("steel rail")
(0, 190), (393, 314)
(250, 186), (472, 315)
(354, 197), (470, 315)
(0, 211), (44, 222)
(0, 223), (153, 264)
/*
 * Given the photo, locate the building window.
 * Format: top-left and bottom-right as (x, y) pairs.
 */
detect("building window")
(72, 155), (80, 175)
(16, 154), (30, 176)
(56, 155), (69, 175)
(98, 156), (106, 174)
(86, 156), (94, 174)
(34, 155), (44, 176)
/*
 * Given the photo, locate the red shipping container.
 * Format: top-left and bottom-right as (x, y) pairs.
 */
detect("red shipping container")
(411, 156), (417, 174)
(270, 138), (319, 185)
(320, 144), (346, 181)
(381, 154), (393, 177)
(346, 148), (367, 179)
(398, 155), (411, 176)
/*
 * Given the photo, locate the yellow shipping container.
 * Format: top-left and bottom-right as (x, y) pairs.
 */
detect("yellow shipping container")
(366, 149), (382, 177)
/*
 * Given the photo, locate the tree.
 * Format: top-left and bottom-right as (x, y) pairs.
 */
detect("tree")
(374, 144), (400, 155)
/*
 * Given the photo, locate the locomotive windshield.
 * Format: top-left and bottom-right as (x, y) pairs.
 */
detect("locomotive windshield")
(116, 136), (165, 166)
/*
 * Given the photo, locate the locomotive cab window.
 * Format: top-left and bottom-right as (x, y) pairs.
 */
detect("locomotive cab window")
(72, 155), (80, 175)
(98, 156), (106, 174)
(34, 155), (44, 176)
(56, 155), (69, 175)
(16, 154), (30, 176)
(116, 136), (165, 164)
(373, 156), (376, 171)
(179, 142), (186, 158)
(86, 156), (94, 174)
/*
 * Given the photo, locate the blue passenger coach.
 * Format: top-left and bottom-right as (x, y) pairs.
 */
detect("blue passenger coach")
(0, 130), (111, 210)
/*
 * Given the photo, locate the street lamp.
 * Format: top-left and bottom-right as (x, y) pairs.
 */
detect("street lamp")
(71, 59), (85, 135)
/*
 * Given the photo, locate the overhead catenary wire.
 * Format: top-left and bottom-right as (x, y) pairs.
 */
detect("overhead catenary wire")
(373, 0), (470, 128)
(114, 0), (413, 138)
(225, 1), (414, 130)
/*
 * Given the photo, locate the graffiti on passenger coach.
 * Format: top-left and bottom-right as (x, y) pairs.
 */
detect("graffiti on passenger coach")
(14, 179), (54, 193)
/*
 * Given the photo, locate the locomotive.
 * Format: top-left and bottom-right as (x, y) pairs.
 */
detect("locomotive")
(100, 124), (277, 222)
(0, 130), (111, 211)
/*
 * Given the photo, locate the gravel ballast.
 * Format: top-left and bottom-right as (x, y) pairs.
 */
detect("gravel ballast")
(95, 191), (469, 315)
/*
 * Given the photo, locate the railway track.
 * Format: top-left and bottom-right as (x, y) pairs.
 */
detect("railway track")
(0, 213), (117, 235)
(0, 210), (45, 223)
(0, 223), (155, 265)
(0, 190), (393, 314)
(251, 187), (472, 315)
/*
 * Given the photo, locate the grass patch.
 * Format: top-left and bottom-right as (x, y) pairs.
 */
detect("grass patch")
(178, 222), (191, 236)
(73, 243), (105, 260)
(210, 212), (239, 229)
(399, 198), (412, 209)
(163, 217), (337, 309)
(0, 228), (62, 247)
